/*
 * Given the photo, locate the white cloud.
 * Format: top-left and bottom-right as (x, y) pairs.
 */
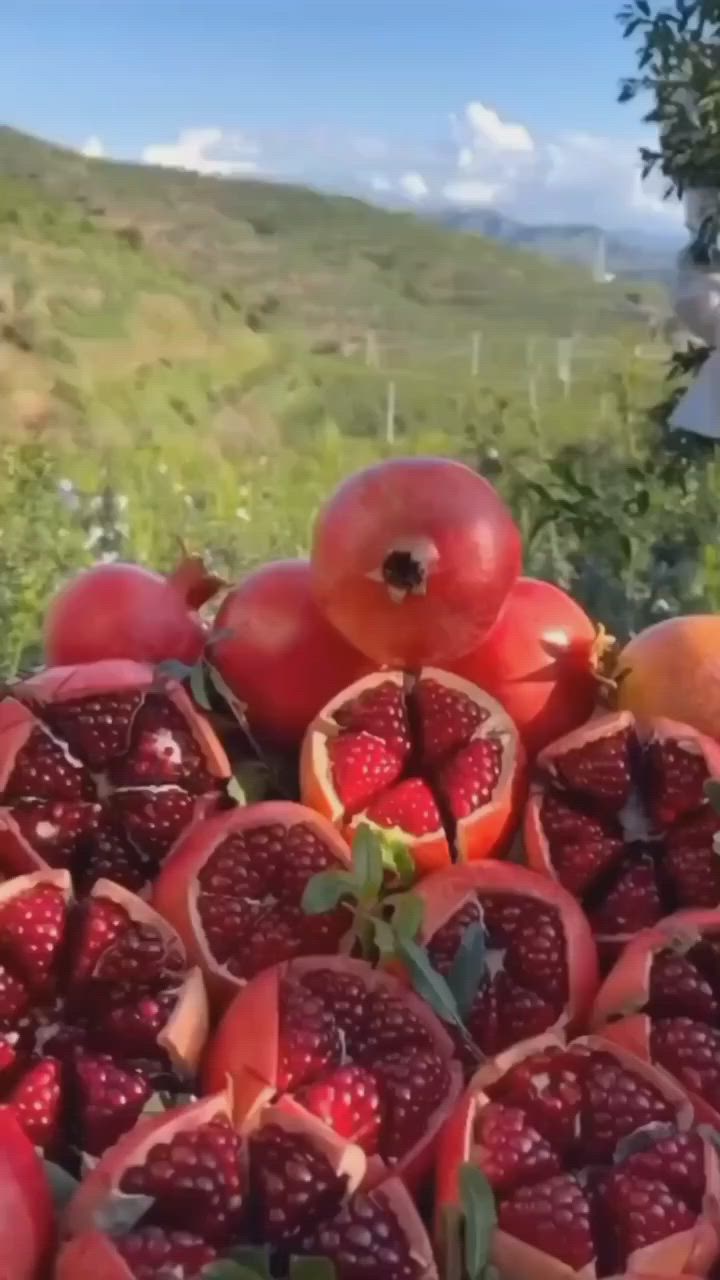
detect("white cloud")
(464, 103), (534, 155)
(368, 173), (392, 193)
(81, 135), (105, 159)
(442, 179), (504, 207)
(398, 171), (429, 202)
(142, 127), (260, 176)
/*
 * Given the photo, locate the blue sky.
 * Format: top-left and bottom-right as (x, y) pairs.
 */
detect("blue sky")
(0, 1), (683, 230)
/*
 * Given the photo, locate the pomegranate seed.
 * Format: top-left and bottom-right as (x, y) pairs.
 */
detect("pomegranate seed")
(665, 813), (720, 907)
(299, 1187), (426, 1280)
(498, 1172), (595, 1271)
(300, 970), (370, 1058)
(540, 793), (624, 896)
(360, 988), (436, 1061)
(116, 1226), (217, 1280)
(74, 1052), (153, 1156)
(0, 962), (31, 1023)
(7, 1057), (62, 1149)
(473, 1103), (561, 1195)
(329, 732), (404, 815)
(114, 787), (195, 859)
(0, 882), (66, 990)
(278, 982), (343, 1091)
(10, 799), (102, 868)
(488, 1048), (585, 1154)
(296, 1065), (382, 1153)
(600, 1170), (695, 1258)
(364, 777), (442, 836)
(437, 736), (503, 820)
(648, 948), (719, 1023)
(334, 681), (412, 763)
(69, 896), (131, 985)
(645, 738), (709, 825)
(43, 692), (141, 769)
(651, 1017), (720, 1113)
(375, 1050), (450, 1162)
(249, 1124), (348, 1249)
(553, 728), (633, 810)
(414, 677), (488, 766)
(4, 729), (94, 801)
(621, 1131), (706, 1209)
(580, 1053), (675, 1162)
(109, 696), (214, 793)
(589, 852), (664, 940)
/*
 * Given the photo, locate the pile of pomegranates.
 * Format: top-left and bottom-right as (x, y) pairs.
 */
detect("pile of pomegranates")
(6, 452), (720, 1279)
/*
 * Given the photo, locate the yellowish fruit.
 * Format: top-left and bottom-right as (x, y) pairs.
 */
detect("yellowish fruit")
(615, 614), (720, 740)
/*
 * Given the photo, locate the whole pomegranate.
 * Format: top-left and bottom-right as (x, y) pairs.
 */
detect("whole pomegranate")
(413, 860), (598, 1069)
(210, 558), (371, 747)
(302, 668), (526, 875)
(436, 1033), (720, 1280)
(616, 615), (720, 742)
(0, 1107), (54, 1280)
(311, 456), (522, 667)
(0, 660), (229, 891)
(45, 554), (223, 667)
(203, 955), (463, 1190)
(153, 802), (353, 1008)
(0, 868), (207, 1168)
(58, 1088), (439, 1279)
(592, 908), (720, 1130)
(525, 710), (720, 967)
(449, 577), (603, 757)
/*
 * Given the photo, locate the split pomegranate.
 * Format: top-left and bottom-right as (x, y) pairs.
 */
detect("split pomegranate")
(449, 577), (603, 757)
(0, 660), (230, 892)
(413, 860), (598, 1068)
(203, 955), (463, 1190)
(524, 710), (720, 966)
(152, 802), (352, 1008)
(592, 909), (720, 1130)
(615, 615), (720, 743)
(44, 554), (223, 667)
(301, 669), (526, 875)
(310, 456), (522, 667)
(436, 1033), (720, 1279)
(0, 869), (207, 1168)
(210, 558), (372, 748)
(0, 1106), (54, 1280)
(59, 1088), (439, 1279)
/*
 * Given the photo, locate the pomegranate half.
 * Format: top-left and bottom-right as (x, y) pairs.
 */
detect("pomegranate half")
(59, 1087), (439, 1280)
(413, 860), (599, 1068)
(525, 710), (720, 967)
(592, 908), (720, 1130)
(436, 1032), (720, 1280)
(0, 660), (230, 892)
(203, 954), (463, 1190)
(152, 801), (352, 1007)
(0, 868), (208, 1167)
(302, 668), (526, 874)
(311, 455), (522, 667)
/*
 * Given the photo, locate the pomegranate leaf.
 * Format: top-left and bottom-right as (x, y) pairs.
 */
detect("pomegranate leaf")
(190, 661), (214, 712)
(43, 1159), (79, 1213)
(289, 1260), (337, 1280)
(229, 760), (273, 806)
(92, 1192), (155, 1235)
(614, 1121), (677, 1164)
(446, 922), (487, 1020)
(206, 663), (250, 728)
(303, 869), (357, 915)
(372, 916), (398, 958)
(395, 935), (463, 1028)
(385, 890), (425, 942)
(222, 1245), (271, 1275)
(351, 824), (385, 901)
(374, 832), (416, 887)
(705, 779), (720, 815)
(156, 658), (197, 686)
(460, 1163), (497, 1280)
(203, 1266), (265, 1280)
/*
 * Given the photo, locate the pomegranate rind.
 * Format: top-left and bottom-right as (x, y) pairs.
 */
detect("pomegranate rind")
(54, 1231), (135, 1280)
(414, 860), (600, 1037)
(152, 801), (352, 1008)
(436, 1032), (719, 1280)
(301, 667), (526, 875)
(615, 615), (720, 742)
(0, 1105), (55, 1280)
(592, 909), (720, 1127)
(203, 953), (463, 1190)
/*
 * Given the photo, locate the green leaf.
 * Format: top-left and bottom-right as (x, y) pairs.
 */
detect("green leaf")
(93, 1192), (155, 1236)
(202, 1265), (265, 1280)
(705, 779), (720, 815)
(446, 922), (488, 1020)
(351, 824), (385, 900)
(460, 1163), (497, 1280)
(228, 760), (273, 806)
(395, 936), (463, 1028)
(222, 1246), (271, 1276)
(190, 661), (213, 711)
(156, 658), (196, 685)
(43, 1160), (80, 1213)
(385, 891), (425, 942)
(289, 1258), (337, 1280)
(206, 663), (250, 729)
(302, 869), (356, 915)
(372, 916), (397, 958)
(375, 831), (417, 887)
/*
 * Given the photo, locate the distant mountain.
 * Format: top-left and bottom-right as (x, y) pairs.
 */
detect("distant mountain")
(430, 207), (682, 285)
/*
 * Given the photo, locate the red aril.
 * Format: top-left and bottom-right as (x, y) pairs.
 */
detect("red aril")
(210, 558), (372, 747)
(44, 554), (223, 668)
(0, 660), (230, 892)
(152, 801), (352, 1008)
(0, 1106), (54, 1280)
(436, 1033), (720, 1280)
(301, 668), (526, 875)
(448, 577), (605, 758)
(310, 456), (522, 668)
(0, 868), (207, 1169)
(59, 1087), (439, 1280)
(414, 860), (598, 1069)
(591, 909), (720, 1130)
(203, 955), (463, 1190)
(524, 710), (720, 968)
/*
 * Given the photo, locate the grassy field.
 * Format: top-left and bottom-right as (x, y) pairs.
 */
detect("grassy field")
(0, 128), (717, 678)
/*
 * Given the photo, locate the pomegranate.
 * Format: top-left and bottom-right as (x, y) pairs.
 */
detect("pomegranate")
(591, 909), (720, 1130)
(0, 660), (230, 892)
(58, 1087), (439, 1279)
(436, 1033), (720, 1280)
(310, 455), (522, 667)
(44, 554), (223, 668)
(0, 868), (207, 1168)
(301, 669), (526, 875)
(414, 860), (599, 1068)
(0, 1106), (55, 1279)
(152, 802), (352, 1008)
(524, 710), (720, 967)
(210, 558), (372, 748)
(203, 955), (463, 1190)
(449, 577), (605, 758)
(615, 616), (720, 742)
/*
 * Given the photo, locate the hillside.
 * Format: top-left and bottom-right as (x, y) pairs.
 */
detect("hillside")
(0, 127), (666, 349)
